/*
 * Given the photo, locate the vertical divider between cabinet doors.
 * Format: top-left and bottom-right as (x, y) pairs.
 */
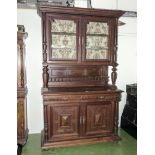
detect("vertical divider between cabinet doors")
(77, 17), (82, 63)
(79, 16), (84, 62)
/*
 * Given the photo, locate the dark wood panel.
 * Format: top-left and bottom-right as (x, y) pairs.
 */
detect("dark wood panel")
(48, 65), (108, 87)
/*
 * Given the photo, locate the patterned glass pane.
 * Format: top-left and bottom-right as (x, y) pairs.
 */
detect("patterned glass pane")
(52, 19), (76, 33)
(86, 22), (108, 35)
(51, 19), (77, 59)
(86, 22), (109, 60)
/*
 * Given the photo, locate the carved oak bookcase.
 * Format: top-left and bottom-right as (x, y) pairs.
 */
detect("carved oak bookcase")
(37, 4), (125, 149)
(17, 25), (28, 145)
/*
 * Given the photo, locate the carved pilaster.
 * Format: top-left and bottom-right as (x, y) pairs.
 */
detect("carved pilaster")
(44, 105), (48, 142)
(17, 43), (23, 88)
(43, 66), (49, 88)
(114, 102), (119, 136)
(17, 25), (27, 88)
(17, 25), (28, 145)
(20, 44), (24, 87)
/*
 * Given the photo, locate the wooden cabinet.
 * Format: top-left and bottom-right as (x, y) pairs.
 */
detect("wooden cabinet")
(37, 4), (125, 149)
(17, 25), (28, 145)
(42, 90), (121, 149)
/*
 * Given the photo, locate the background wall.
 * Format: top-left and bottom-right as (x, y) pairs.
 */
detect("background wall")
(17, 0), (137, 134)
(17, 9), (43, 133)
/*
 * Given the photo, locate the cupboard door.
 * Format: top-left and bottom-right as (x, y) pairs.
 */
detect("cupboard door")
(47, 15), (80, 63)
(49, 105), (80, 141)
(82, 18), (114, 64)
(85, 102), (113, 136)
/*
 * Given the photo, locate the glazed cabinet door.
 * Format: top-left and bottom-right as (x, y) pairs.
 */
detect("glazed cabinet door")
(85, 102), (114, 136)
(82, 17), (115, 64)
(47, 104), (80, 141)
(46, 14), (80, 63)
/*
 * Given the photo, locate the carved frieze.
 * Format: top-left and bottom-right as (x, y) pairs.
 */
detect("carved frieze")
(50, 76), (107, 82)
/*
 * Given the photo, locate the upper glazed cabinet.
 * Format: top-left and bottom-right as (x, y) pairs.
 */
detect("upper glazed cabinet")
(45, 12), (117, 64)
(38, 5), (124, 89)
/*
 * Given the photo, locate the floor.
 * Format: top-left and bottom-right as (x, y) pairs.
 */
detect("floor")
(21, 129), (137, 155)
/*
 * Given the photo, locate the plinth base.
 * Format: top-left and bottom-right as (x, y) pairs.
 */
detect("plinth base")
(41, 130), (121, 150)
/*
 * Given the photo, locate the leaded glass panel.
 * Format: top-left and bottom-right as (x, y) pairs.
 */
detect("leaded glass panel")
(86, 22), (109, 60)
(51, 19), (77, 60)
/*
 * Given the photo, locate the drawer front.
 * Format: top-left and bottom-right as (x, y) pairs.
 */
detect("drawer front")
(43, 92), (121, 104)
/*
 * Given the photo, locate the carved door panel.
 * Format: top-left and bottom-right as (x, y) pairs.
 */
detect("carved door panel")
(85, 102), (113, 136)
(49, 105), (80, 141)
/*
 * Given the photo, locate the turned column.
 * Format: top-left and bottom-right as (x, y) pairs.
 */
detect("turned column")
(111, 18), (118, 89)
(42, 13), (49, 89)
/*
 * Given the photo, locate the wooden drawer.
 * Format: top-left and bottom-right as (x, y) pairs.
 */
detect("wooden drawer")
(43, 91), (121, 105)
